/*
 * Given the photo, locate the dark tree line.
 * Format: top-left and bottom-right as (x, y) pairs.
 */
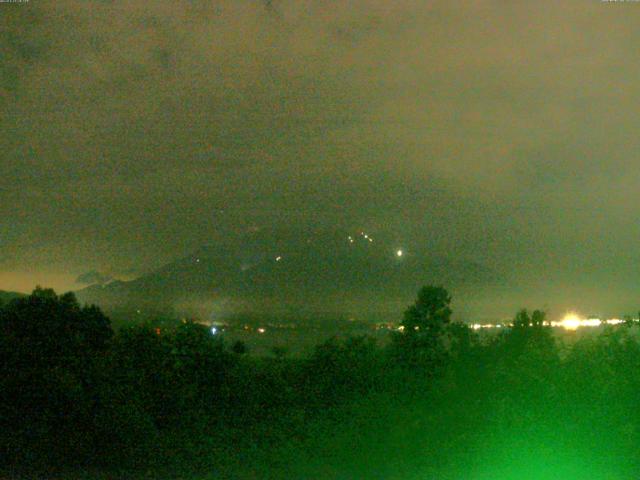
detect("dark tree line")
(1, 286), (640, 479)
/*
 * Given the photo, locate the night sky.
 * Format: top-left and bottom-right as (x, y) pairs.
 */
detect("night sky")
(2, 1), (640, 318)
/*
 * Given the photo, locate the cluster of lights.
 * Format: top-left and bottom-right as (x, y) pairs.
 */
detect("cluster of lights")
(549, 313), (625, 331)
(347, 231), (405, 260)
(469, 313), (630, 332)
(238, 325), (278, 333)
(348, 232), (375, 244)
(471, 323), (505, 330)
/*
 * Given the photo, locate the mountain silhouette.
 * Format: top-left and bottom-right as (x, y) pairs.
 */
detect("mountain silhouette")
(0, 290), (26, 305)
(76, 232), (500, 322)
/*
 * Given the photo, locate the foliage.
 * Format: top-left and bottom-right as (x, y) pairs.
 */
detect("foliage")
(400, 285), (452, 335)
(390, 286), (455, 372)
(3, 286), (640, 479)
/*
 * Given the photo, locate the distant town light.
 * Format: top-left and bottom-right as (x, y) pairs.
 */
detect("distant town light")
(275, 256), (282, 262)
(257, 327), (266, 334)
(396, 249), (403, 257)
(559, 313), (582, 330)
(211, 326), (218, 335)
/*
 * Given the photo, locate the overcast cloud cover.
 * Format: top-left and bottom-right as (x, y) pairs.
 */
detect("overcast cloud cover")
(2, 0), (640, 317)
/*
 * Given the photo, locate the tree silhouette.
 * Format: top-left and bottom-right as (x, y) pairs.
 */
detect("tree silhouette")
(513, 308), (531, 329)
(502, 308), (557, 374)
(531, 309), (546, 327)
(401, 285), (452, 336)
(392, 286), (453, 371)
(0, 287), (112, 370)
(0, 287), (113, 463)
(513, 308), (546, 329)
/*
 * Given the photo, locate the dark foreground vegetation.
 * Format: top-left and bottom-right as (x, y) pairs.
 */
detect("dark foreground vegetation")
(2, 286), (640, 479)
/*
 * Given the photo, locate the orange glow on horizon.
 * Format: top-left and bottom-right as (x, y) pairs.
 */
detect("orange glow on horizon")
(0, 271), (80, 294)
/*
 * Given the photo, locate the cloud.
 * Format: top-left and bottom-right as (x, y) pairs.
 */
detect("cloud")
(2, 0), (640, 314)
